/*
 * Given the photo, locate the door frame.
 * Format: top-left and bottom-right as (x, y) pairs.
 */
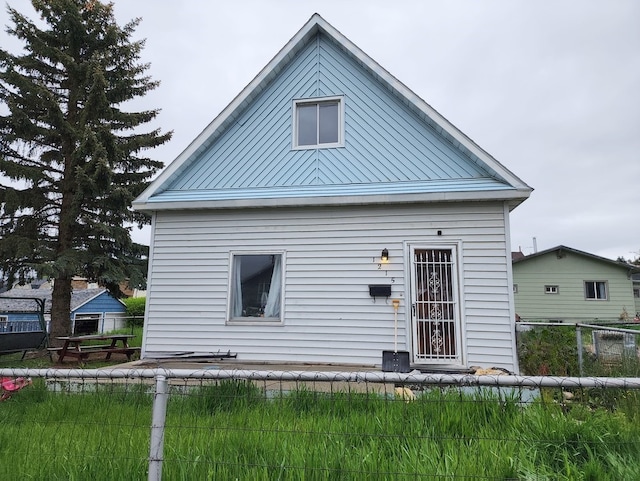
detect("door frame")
(404, 241), (465, 366)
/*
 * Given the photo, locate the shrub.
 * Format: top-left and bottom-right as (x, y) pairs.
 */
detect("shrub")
(517, 326), (578, 376)
(123, 297), (146, 328)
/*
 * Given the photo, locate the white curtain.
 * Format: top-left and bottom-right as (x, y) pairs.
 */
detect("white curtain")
(232, 256), (243, 317)
(596, 282), (607, 300)
(264, 255), (282, 318)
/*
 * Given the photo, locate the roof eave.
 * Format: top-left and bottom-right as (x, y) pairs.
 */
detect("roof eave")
(513, 245), (640, 272)
(133, 188), (531, 212)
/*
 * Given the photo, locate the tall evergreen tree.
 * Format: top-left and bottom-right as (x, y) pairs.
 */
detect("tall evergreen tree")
(0, 0), (171, 341)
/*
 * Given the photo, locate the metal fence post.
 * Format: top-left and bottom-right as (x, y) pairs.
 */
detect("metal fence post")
(149, 374), (169, 481)
(576, 325), (583, 377)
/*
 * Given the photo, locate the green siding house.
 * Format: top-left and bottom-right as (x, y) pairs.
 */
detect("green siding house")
(633, 274), (640, 316)
(512, 246), (639, 322)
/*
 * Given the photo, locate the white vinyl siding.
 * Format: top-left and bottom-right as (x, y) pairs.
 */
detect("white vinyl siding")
(143, 201), (515, 371)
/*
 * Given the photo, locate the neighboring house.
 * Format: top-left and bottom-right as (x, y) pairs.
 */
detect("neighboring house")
(0, 288), (126, 335)
(133, 15), (532, 372)
(512, 246), (640, 322)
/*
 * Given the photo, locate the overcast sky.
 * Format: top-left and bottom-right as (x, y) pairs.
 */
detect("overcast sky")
(3, 1), (639, 261)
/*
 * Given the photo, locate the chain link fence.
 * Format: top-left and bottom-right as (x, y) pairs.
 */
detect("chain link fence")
(516, 320), (640, 377)
(1, 367), (640, 480)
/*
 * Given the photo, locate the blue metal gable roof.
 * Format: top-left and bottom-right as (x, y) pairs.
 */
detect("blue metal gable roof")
(135, 15), (531, 211)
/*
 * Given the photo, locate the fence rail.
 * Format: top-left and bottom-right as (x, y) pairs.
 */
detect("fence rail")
(4, 367), (640, 388)
(2, 367), (640, 480)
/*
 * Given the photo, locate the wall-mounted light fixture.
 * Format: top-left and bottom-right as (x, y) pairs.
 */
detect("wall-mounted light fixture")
(381, 248), (389, 263)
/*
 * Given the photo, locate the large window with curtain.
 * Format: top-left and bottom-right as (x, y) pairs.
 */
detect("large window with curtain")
(229, 254), (283, 322)
(584, 280), (608, 301)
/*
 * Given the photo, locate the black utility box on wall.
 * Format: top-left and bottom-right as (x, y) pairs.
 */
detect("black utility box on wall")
(368, 284), (391, 297)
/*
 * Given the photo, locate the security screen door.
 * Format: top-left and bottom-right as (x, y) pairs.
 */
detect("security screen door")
(410, 246), (461, 363)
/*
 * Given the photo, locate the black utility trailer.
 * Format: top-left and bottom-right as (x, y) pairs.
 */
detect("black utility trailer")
(0, 297), (48, 357)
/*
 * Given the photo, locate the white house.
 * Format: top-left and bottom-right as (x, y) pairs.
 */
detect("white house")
(133, 14), (532, 372)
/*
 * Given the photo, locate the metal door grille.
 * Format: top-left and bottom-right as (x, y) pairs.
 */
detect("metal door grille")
(413, 248), (458, 361)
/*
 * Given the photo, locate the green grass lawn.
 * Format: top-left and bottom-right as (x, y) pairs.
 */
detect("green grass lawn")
(2, 326), (639, 479)
(0, 380), (639, 480)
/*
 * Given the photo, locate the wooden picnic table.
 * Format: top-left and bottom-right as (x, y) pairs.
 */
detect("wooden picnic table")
(49, 334), (140, 363)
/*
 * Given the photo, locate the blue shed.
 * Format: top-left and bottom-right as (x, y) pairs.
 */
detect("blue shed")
(0, 288), (126, 336)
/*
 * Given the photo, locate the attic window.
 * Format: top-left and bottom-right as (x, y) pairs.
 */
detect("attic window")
(293, 96), (344, 149)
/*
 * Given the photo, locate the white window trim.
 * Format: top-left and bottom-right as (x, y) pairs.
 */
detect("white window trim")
(292, 95), (345, 150)
(74, 312), (102, 320)
(544, 285), (559, 294)
(227, 251), (285, 326)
